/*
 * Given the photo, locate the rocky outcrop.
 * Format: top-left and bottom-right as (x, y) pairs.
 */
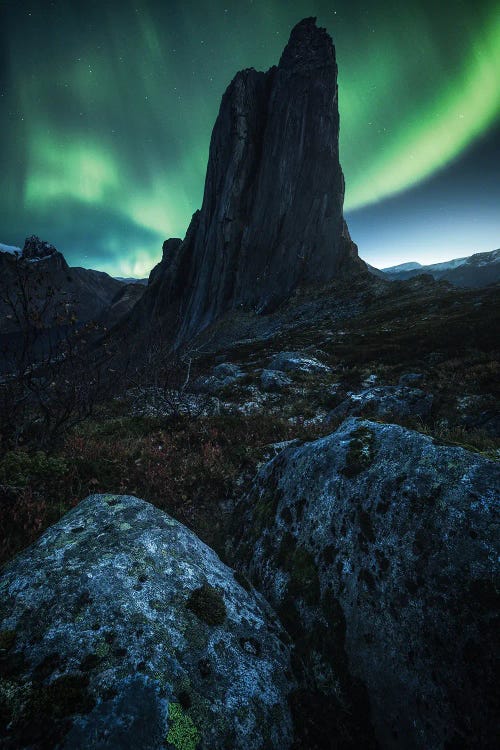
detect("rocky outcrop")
(0, 494), (293, 750)
(380, 248), (500, 288)
(22, 235), (60, 261)
(268, 351), (329, 375)
(134, 18), (364, 348)
(148, 238), (182, 287)
(193, 362), (246, 394)
(0, 236), (143, 337)
(234, 418), (500, 749)
(102, 282), (146, 329)
(329, 384), (433, 421)
(260, 369), (292, 392)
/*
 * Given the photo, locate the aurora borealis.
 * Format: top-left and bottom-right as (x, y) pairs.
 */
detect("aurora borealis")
(1, 0), (499, 275)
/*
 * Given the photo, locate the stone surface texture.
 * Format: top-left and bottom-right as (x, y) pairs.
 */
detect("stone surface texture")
(235, 417), (499, 749)
(329, 385), (433, 421)
(0, 494), (293, 750)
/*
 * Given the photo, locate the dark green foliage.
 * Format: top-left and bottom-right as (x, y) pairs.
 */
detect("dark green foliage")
(0, 451), (68, 488)
(186, 583), (227, 626)
(0, 412), (329, 566)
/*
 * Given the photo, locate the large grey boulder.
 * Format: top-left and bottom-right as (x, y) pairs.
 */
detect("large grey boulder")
(0, 494), (293, 750)
(234, 418), (499, 749)
(260, 369), (293, 392)
(268, 351), (329, 375)
(193, 362), (246, 394)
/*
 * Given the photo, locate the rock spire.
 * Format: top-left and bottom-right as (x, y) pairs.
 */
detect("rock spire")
(139, 18), (362, 345)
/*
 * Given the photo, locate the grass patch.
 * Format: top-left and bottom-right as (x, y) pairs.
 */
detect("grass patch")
(1, 278), (498, 566)
(0, 412), (330, 565)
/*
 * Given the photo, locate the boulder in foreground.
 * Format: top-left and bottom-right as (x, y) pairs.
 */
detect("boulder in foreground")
(0, 494), (293, 749)
(235, 418), (500, 749)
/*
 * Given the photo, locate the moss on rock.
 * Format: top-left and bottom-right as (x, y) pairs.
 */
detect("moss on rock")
(341, 426), (375, 477)
(186, 582), (227, 626)
(277, 533), (320, 606)
(166, 701), (201, 750)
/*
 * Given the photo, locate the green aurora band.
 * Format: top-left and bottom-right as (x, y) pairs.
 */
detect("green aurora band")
(1, 0), (499, 275)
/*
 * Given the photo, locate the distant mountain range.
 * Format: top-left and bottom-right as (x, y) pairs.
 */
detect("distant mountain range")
(114, 276), (148, 286)
(0, 236), (145, 335)
(3, 237), (498, 342)
(376, 248), (500, 288)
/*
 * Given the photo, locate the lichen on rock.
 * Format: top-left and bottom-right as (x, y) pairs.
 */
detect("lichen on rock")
(341, 424), (375, 477)
(0, 494), (293, 749)
(235, 417), (500, 749)
(166, 702), (201, 750)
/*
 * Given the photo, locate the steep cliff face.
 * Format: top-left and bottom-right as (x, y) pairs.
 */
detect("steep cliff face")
(140, 18), (362, 346)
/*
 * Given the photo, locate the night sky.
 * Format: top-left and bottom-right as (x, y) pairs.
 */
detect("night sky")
(1, 0), (499, 276)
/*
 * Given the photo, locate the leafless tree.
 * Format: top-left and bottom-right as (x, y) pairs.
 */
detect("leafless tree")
(0, 256), (120, 448)
(124, 314), (218, 420)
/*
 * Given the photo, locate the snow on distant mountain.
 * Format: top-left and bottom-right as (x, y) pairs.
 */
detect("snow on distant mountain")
(382, 261), (423, 272)
(424, 258), (468, 272)
(374, 249), (500, 288)
(0, 243), (21, 255)
(384, 258), (468, 274)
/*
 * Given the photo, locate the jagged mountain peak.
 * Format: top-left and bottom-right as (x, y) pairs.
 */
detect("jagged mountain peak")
(132, 18), (365, 348)
(22, 235), (60, 261)
(279, 17), (335, 72)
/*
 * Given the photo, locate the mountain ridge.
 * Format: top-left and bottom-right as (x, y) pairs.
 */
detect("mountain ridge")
(378, 247), (500, 287)
(129, 17), (366, 350)
(0, 235), (145, 335)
